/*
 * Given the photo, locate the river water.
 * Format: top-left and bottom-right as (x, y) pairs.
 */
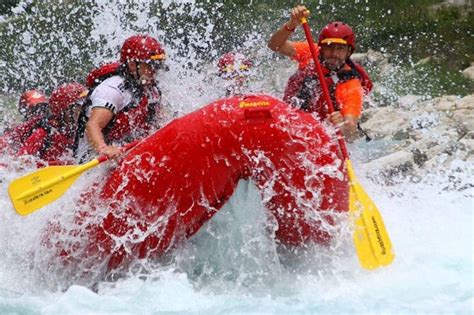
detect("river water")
(0, 1), (472, 314)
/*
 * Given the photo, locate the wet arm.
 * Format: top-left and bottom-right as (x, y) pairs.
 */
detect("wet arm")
(268, 5), (309, 57)
(342, 113), (359, 143)
(85, 107), (114, 153)
(267, 27), (296, 57)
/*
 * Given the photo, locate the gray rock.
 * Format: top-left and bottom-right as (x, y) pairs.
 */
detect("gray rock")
(462, 65), (474, 80)
(397, 94), (423, 109)
(456, 94), (474, 110)
(350, 53), (473, 185)
(414, 56), (432, 66)
(361, 107), (409, 138)
(350, 53), (368, 65)
(452, 109), (474, 132)
(459, 138), (474, 155)
(430, 95), (460, 111)
(364, 150), (415, 177)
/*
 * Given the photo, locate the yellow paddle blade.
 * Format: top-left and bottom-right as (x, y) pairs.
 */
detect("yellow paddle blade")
(347, 160), (395, 269)
(8, 159), (100, 216)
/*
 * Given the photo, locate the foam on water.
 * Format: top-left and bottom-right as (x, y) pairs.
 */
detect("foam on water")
(0, 162), (472, 314)
(0, 1), (472, 314)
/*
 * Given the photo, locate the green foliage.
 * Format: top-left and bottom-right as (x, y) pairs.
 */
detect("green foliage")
(0, 0), (20, 15)
(0, 1), (97, 93)
(269, 0), (473, 71)
(372, 62), (474, 105)
(410, 63), (474, 96)
(0, 0), (472, 97)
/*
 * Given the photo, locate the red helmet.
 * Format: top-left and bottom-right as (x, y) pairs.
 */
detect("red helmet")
(120, 35), (166, 64)
(318, 22), (356, 51)
(49, 82), (88, 117)
(18, 90), (48, 117)
(218, 52), (252, 76)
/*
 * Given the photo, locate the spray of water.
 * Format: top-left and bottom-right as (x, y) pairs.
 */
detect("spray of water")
(0, 1), (472, 314)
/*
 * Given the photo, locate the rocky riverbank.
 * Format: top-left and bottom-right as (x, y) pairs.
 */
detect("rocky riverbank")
(352, 50), (473, 189)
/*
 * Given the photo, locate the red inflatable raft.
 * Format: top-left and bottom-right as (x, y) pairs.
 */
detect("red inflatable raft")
(48, 94), (348, 272)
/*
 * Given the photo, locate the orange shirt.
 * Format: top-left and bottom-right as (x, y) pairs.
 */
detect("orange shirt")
(290, 42), (363, 118)
(292, 41), (317, 70)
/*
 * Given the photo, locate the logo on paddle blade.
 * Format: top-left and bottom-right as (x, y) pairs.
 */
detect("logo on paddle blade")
(23, 188), (53, 205)
(371, 215), (386, 255)
(31, 176), (41, 185)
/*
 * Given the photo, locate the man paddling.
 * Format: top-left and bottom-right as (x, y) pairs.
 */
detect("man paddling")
(268, 5), (372, 142)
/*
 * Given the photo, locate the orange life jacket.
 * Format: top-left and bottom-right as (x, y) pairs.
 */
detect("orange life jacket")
(283, 59), (372, 120)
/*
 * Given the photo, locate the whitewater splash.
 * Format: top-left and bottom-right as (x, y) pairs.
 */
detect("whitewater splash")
(0, 1), (472, 314)
(0, 165), (472, 313)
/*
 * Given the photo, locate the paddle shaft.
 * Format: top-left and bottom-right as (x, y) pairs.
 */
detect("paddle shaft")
(15, 140), (139, 200)
(302, 18), (395, 268)
(96, 140), (139, 163)
(301, 18), (349, 159)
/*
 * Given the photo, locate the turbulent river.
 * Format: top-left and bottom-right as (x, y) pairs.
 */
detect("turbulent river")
(0, 1), (472, 314)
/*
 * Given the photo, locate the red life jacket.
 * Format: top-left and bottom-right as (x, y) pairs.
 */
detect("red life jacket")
(35, 127), (75, 162)
(103, 93), (157, 143)
(1, 116), (44, 154)
(12, 117), (75, 165)
(85, 62), (121, 89)
(283, 59), (372, 120)
(76, 62), (161, 148)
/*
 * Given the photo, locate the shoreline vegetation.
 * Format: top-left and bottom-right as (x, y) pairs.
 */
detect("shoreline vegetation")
(0, 1), (472, 96)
